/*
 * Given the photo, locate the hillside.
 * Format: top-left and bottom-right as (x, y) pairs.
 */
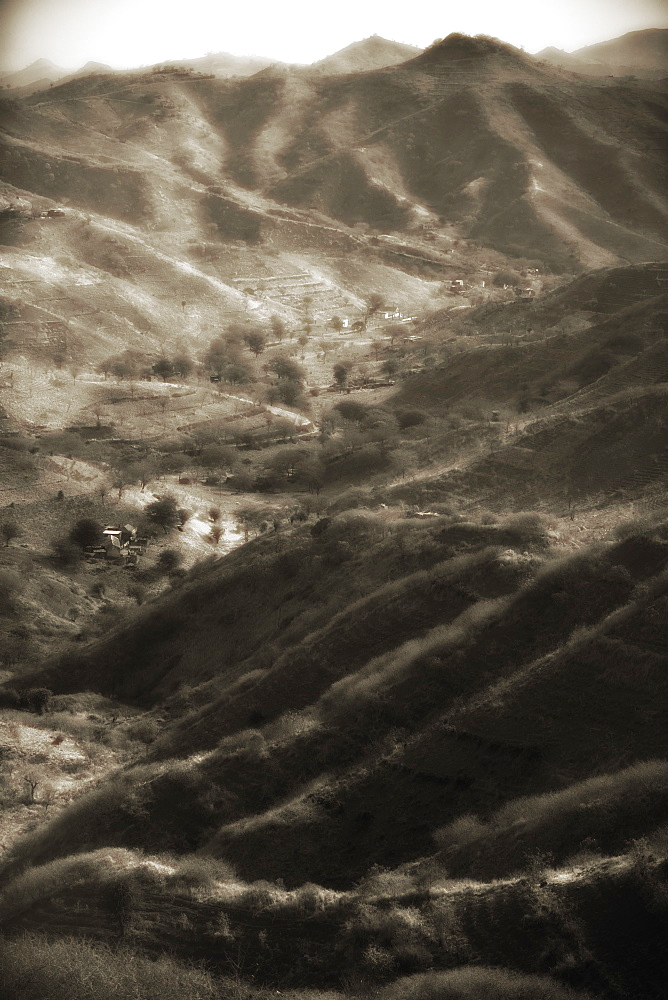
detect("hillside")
(537, 28), (668, 79)
(0, 506), (666, 997)
(312, 36), (422, 75)
(0, 28), (667, 1000)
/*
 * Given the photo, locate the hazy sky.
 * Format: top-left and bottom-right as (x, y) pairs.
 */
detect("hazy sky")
(1, 0), (667, 72)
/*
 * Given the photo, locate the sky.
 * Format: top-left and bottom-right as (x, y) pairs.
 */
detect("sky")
(0, 0), (667, 72)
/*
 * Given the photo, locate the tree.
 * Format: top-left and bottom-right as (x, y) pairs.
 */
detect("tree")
(335, 399), (367, 423)
(333, 362), (352, 388)
(155, 548), (182, 574)
(297, 334), (309, 359)
(236, 505), (272, 541)
(382, 358), (400, 376)
(131, 460), (157, 491)
(0, 520), (21, 547)
(493, 269), (522, 287)
(112, 465), (136, 499)
(153, 357), (174, 381)
(276, 380), (304, 407)
(244, 330), (266, 356)
(268, 355), (304, 383)
(365, 293), (384, 327)
(301, 295), (314, 336)
(200, 444), (234, 478)
(208, 525), (223, 545)
(204, 336), (228, 378)
(144, 495), (180, 534)
(69, 518), (102, 549)
(270, 447), (307, 481)
(386, 324), (402, 346)
(270, 315), (286, 342)
(173, 354), (193, 379)
(226, 361), (253, 385)
(111, 359), (135, 381)
(90, 404), (107, 428)
(329, 316), (343, 333)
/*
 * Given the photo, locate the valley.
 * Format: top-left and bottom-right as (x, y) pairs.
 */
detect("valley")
(0, 27), (667, 1000)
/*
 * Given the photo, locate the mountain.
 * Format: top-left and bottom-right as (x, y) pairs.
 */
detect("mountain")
(0, 58), (70, 94)
(0, 34), (667, 997)
(312, 35), (422, 74)
(537, 28), (668, 79)
(156, 50), (277, 77)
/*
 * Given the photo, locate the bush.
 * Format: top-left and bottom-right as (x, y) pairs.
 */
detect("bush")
(0, 520), (21, 546)
(125, 716), (160, 744)
(0, 934), (222, 1000)
(23, 686), (53, 714)
(127, 582), (146, 605)
(52, 537), (82, 567)
(397, 409), (427, 430)
(155, 548), (182, 574)
(378, 967), (594, 999)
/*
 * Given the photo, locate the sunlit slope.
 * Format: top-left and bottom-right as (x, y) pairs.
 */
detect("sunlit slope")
(2, 34), (667, 269)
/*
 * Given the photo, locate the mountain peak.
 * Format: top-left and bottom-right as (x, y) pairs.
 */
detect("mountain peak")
(409, 32), (533, 73)
(312, 35), (421, 74)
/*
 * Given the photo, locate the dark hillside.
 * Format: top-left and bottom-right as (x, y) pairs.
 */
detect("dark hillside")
(2, 519), (666, 891)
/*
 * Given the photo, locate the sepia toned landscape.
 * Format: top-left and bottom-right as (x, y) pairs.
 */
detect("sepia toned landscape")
(0, 17), (667, 1000)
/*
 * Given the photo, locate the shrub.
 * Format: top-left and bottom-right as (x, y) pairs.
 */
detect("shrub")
(69, 518), (102, 549)
(0, 520), (21, 546)
(127, 582), (146, 605)
(378, 967), (594, 999)
(23, 686), (53, 714)
(51, 537), (82, 567)
(126, 716), (160, 744)
(155, 548), (182, 574)
(397, 409), (427, 430)
(0, 934), (222, 1000)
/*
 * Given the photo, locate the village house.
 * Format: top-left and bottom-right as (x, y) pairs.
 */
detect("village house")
(100, 524), (138, 562)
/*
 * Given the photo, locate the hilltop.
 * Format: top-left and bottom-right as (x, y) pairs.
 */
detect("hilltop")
(312, 36), (421, 75)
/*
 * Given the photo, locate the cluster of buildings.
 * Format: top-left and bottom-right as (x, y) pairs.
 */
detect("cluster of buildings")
(85, 524), (147, 565)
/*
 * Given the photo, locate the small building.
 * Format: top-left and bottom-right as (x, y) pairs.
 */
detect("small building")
(101, 524), (137, 559)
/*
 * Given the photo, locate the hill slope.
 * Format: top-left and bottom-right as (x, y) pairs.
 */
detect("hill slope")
(538, 28), (668, 79)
